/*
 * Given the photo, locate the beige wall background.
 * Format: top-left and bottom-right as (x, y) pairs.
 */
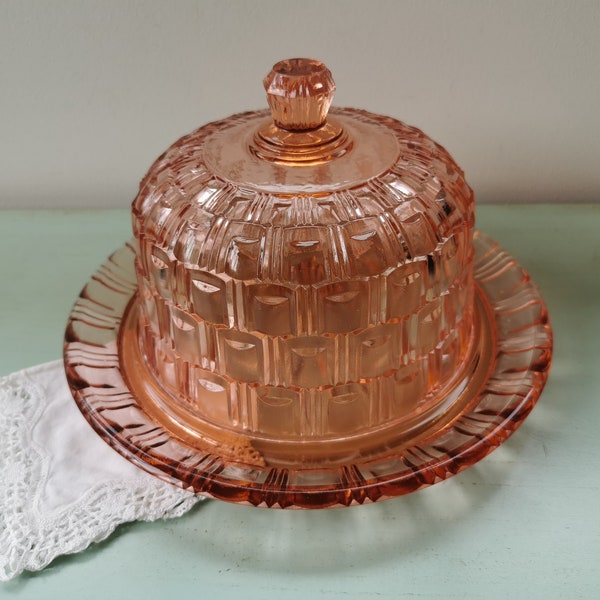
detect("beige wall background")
(1, 0), (599, 209)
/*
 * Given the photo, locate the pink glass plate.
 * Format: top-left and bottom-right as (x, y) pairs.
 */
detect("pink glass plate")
(64, 231), (552, 508)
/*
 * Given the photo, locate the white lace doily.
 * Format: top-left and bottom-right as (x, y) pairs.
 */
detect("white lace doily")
(0, 361), (202, 581)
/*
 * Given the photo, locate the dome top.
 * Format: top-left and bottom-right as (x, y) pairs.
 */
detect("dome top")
(133, 58), (474, 286)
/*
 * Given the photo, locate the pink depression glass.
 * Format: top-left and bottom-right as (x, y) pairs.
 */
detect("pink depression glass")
(65, 59), (552, 508)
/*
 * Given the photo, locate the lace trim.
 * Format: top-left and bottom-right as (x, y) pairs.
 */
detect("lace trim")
(0, 362), (201, 581)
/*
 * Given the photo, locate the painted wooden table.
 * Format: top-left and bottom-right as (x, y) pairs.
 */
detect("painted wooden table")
(0, 205), (598, 598)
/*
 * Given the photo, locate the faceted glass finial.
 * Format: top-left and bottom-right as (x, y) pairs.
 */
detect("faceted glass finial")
(263, 58), (336, 131)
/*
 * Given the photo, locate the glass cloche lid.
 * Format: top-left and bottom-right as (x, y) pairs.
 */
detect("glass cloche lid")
(65, 58), (552, 508)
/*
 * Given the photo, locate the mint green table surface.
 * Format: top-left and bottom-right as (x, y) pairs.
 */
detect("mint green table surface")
(0, 205), (598, 599)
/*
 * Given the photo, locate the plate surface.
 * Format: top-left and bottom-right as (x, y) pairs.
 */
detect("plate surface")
(64, 231), (552, 508)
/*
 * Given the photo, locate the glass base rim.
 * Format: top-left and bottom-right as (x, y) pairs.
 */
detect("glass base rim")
(64, 231), (553, 508)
